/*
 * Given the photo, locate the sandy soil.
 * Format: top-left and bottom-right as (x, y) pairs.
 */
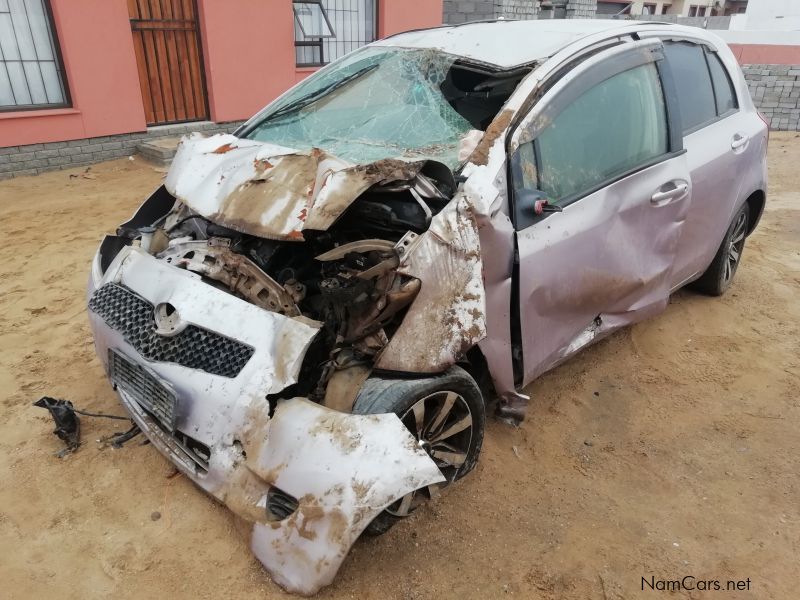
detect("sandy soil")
(1, 134), (799, 600)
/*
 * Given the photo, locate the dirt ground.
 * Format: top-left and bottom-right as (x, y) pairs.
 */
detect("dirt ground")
(1, 133), (799, 600)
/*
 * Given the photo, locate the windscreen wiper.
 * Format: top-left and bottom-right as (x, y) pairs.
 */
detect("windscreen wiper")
(258, 63), (379, 125)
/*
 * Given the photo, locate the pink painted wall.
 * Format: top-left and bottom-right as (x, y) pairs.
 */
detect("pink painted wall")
(196, 0), (299, 124)
(1, 0), (443, 148)
(0, 0), (146, 147)
(199, 0), (444, 124)
(729, 44), (800, 66)
(379, 0), (443, 37)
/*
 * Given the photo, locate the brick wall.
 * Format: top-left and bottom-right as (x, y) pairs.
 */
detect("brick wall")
(443, 0), (496, 23)
(743, 64), (800, 131)
(565, 0), (597, 18)
(495, 0), (540, 19)
(443, 0), (543, 24)
(0, 121), (244, 180)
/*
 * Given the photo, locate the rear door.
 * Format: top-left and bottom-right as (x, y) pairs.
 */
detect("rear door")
(508, 40), (691, 386)
(661, 40), (760, 287)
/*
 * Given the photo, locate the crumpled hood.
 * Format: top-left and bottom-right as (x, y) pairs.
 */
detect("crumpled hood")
(165, 133), (426, 241)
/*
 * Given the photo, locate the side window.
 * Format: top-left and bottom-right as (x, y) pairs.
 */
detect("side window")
(663, 42), (716, 133)
(706, 52), (738, 115)
(517, 63), (668, 205)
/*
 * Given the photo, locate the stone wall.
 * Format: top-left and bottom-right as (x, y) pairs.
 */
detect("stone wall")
(444, 0), (596, 23)
(443, 0), (496, 23)
(618, 14), (733, 29)
(0, 121), (244, 181)
(743, 64), (800, 131)
(495, 0), (540, 19)
(444, 0), (541, 24)
(564, 0), (597, 18)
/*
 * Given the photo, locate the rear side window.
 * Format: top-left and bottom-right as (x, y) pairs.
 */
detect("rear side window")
(531, 63), (668, 204)
(664, 42), (716, 133)
(706, 52), (738, 115)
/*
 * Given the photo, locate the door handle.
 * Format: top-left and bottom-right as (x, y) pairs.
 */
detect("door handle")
(651, 182), (689, 206)
(731, 134), (749, 150)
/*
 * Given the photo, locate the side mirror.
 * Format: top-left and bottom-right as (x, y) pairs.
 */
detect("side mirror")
(517, 189), (563, 215)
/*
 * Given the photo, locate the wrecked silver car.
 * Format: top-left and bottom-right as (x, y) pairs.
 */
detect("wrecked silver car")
(88, 20), (767, 595)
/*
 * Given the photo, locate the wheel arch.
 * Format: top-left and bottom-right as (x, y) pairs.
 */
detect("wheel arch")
(744, 189), (766, 236)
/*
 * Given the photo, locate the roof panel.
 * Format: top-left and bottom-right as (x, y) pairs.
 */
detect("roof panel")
(374, 19), (648, 68)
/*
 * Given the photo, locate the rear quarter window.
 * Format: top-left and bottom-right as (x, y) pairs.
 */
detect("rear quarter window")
(706, 52), (738, 115)
(664, 42), (716, 134)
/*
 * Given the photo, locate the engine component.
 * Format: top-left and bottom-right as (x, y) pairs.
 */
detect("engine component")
(157, 241), (301, 316)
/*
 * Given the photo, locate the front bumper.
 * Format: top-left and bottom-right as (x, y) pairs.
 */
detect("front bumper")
(88, 242), (444, 595)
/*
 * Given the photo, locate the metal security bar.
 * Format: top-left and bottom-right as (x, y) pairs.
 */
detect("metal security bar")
(0, 0), (69, 111)
(295, 0), (377, 67)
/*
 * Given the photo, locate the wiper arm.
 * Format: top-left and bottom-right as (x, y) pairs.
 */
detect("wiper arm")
(258, 63), (379, 125)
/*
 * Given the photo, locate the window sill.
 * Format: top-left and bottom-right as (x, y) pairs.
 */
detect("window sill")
(0, 107), (81, 120)
(295, 66), (321, 73)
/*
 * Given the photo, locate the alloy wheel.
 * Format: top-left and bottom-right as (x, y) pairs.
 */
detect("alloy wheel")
(724, 211), (747, 284)
(387, 390), (474, 517)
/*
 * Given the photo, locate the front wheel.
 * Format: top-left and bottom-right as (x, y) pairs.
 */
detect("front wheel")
(352, 366), (485, 535)
(691, 203), (749, 296)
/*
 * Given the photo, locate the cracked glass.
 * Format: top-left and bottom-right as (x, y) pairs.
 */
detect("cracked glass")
(243, 47), (473, 168)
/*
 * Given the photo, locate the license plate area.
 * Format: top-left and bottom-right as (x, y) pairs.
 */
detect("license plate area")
(110, 349), (178, 431)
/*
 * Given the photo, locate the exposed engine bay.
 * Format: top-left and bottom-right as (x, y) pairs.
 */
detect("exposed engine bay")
(86, 46), (533, 596)
(99, 57), (530, 413)
(116, 169), (454, 411)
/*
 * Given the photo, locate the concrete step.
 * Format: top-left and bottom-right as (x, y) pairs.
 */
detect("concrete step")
(136, 136), (182, 167)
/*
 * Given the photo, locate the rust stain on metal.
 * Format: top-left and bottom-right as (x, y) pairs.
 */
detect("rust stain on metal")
(212, 142), (237, 154)
(254, 157), (274, 173)
(468, 109), (514, 166)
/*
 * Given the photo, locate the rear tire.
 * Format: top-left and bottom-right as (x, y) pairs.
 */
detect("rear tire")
(352, 366), (485, 536)
(691, 203), (749, 296)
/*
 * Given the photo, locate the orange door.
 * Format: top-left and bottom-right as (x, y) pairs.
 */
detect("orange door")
(128, 0), (208, 125)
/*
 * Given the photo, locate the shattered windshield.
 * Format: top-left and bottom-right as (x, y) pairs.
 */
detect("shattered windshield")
(242, 47), (473, 168)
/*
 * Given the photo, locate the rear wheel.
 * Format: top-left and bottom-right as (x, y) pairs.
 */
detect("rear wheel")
(352, 366), (485, 535)
(691, 203), (749, 296)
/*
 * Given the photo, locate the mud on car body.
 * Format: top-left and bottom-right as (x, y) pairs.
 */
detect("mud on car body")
(88, 20), (767, 595)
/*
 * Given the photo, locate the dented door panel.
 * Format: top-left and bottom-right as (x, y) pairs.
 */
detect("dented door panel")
(515, 156), (691, 384)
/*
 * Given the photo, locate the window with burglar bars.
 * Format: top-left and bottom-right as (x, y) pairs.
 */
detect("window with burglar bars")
(0, 0), (68, 111)
(294, 0), (376, 67)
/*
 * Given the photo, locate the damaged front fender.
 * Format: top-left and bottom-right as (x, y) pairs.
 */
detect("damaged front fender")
(247, 399), (445, 596)
(376, 191), (487, 374)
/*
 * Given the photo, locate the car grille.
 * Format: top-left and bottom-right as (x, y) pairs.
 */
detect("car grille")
(89, 283), (254, 378)
(111, 350), (211, 474)
(110, 349), (178, 430)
